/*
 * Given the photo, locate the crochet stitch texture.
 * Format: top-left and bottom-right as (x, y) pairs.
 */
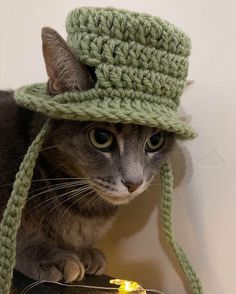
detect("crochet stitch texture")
(0, 7), (202, 294)
(14, 7), (196, 139)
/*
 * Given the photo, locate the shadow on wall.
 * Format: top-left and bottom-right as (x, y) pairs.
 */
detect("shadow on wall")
(98, 143), (194, 291)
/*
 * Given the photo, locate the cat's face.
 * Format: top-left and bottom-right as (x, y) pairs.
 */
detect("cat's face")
(40, 27), (175, 205)
(43, 121), (174, 205)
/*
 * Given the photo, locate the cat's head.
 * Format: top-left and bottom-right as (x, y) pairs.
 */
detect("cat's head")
(41, 28), (175, 205)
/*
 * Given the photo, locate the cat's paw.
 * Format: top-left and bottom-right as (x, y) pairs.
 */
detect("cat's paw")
(39, 252), (85, 282)
(80, 248), (106, 275)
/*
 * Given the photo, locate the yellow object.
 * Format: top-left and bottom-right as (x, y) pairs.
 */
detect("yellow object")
(110, 279), (146, 294)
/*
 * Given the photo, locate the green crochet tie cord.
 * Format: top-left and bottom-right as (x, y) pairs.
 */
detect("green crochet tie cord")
(0, 7), (202, 294)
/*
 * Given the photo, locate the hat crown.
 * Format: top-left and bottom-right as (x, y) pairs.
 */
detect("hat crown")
(66, 7), (191, 112)
(14, 7), (196, 139)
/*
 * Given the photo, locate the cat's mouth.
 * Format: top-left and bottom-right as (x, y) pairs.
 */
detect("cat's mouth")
(89, 183), (145, 205)
(98, 193), (134, 205)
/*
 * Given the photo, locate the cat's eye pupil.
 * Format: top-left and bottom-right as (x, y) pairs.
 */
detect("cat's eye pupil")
(145, 132), (165, 152)
(150, 133), (161, 145)
(89, 128), (114, 151)
(95, 130), (109, 144)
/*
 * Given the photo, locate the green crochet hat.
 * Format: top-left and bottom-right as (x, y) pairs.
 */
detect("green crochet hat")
(0, 7), (202, 294)
(14, 7), (196, 139)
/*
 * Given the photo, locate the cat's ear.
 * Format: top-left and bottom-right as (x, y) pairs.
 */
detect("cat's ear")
(41, 27), (94, 95)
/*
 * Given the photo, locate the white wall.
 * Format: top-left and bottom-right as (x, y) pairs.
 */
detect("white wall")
(1, 1), (235, 293)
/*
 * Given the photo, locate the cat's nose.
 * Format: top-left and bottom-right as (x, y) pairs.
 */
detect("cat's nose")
(121, 179), (143, 193)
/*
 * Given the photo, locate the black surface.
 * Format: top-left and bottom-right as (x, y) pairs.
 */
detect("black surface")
(12, 271), (158, 294)
(12, 271), (116, 293)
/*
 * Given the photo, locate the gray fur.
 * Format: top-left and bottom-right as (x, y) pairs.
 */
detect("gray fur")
(0, 28), (175, 282)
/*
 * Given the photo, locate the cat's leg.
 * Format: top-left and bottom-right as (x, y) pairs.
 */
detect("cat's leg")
(79, 248), (106, 275)
(16, 237), (85, 282)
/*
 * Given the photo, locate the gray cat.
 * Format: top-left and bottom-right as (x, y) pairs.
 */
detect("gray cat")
(0, 28), (175, 283)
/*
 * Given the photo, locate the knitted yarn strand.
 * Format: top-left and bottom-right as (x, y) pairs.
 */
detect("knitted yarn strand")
(160, 160), (203, 294)
(0, 122), (49, 294)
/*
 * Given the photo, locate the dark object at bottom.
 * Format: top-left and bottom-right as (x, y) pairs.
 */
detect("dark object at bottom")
(11, 271), (157, 294)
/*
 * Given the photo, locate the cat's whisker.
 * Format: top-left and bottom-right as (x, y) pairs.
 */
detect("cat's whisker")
(30, 177), (91, 183)
(29, 182), (79, 194)
(0, 177), (90, 188)
(29, 178), (93, 196)
(42, 186), (91, 209)
(78, 191), (97, 212)
(28, 180), (90, 195)
(58, 190), (95, 230)
(28, 180), (102, 216)
(89, 194), (102, 208)
(39, 145), (58, 152)
(28, 182), (86, 200)
(28, 186), (91, 218)
(39, 187), (93, 223)
(37, 192), (92, 225)
(75, 183), (103, 207)
(83, 179), (108, 191)
(54, 181), (102, 217)
(59, 191), (94, 242)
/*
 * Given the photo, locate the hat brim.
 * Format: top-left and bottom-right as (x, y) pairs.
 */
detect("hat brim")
(14, 83), (197, 139)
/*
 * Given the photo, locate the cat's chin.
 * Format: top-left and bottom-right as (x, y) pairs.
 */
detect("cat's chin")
(91, 183), (149, 206)
(89, 181), (149, 206)
(95, 191), (139, 206)
(100, 194), (134, 205)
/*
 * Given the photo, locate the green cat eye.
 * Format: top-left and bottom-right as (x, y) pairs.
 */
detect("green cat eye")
(145, 132), (165, 152)
(89, 128), (114, 151)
